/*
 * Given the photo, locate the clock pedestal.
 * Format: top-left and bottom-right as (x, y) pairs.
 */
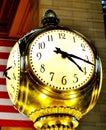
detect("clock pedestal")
(34, 115), (77, 130)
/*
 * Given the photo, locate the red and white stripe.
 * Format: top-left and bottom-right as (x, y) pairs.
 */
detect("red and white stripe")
(0, 40), (34, 127)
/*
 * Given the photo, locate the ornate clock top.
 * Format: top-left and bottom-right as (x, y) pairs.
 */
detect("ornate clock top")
(41, 9), (59, 26)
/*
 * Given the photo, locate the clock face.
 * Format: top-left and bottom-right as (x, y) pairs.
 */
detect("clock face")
(29, 29), (95, 90)
(6, 42), (20, 104)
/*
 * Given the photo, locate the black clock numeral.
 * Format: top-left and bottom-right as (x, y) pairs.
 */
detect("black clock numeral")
(73, 36), (75, 43)
(50, 72), (55, 81)
(36, 52), (42, 60)
(10, 84), (15, 93)
(83, 67), (87, 75)
(9, 92), (13, 99)
(40, 64), (45, 73)
(73, 74), (78, 83)
(9, 84), (15, 100)
(81, 43), (86, 51)
(38, 42), (45, 49)
(58, 33), (66, 39)
(48, 35), (53, 41)
(13, 72), (16, 80)
(13, 58), (16, 69)
(85, 55), (89, 61)
(61, 76), (67, 85)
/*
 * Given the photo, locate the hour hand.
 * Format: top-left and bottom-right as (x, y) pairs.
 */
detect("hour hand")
(3, 66), (12, 80)
(54, 47), (68, 58)
(54, 47), (62, 54)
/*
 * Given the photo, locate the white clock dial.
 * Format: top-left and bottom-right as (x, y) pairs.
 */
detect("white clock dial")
(6, 42), (20, 104)
(29, 29), (95, 90)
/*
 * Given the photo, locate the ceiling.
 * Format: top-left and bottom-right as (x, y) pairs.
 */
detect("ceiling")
(0, 0), (105, 40)
(0, 0), (39, 39)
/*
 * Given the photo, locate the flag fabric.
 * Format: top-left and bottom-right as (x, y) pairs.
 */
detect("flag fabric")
(0, 40), (34, 127)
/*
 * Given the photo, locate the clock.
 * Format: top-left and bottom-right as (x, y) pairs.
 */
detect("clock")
(29, 29), (95, 91)
(5, 9), (102, 130)
(6, 42), (20, 104)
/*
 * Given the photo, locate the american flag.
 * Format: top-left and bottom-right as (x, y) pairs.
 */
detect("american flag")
(0, 40), (34, 127)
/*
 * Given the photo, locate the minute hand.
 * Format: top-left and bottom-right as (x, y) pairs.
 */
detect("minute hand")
(67, 55), (83, 72)
(68, 54), (95, 66)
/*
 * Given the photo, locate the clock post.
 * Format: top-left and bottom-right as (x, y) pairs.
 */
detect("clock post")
(5, 10), (102, 130)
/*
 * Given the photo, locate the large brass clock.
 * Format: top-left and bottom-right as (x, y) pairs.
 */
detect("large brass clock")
(5, 10), (102, 130)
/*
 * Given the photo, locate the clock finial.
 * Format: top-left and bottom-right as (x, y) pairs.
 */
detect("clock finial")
(41, 9), (59, 26)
